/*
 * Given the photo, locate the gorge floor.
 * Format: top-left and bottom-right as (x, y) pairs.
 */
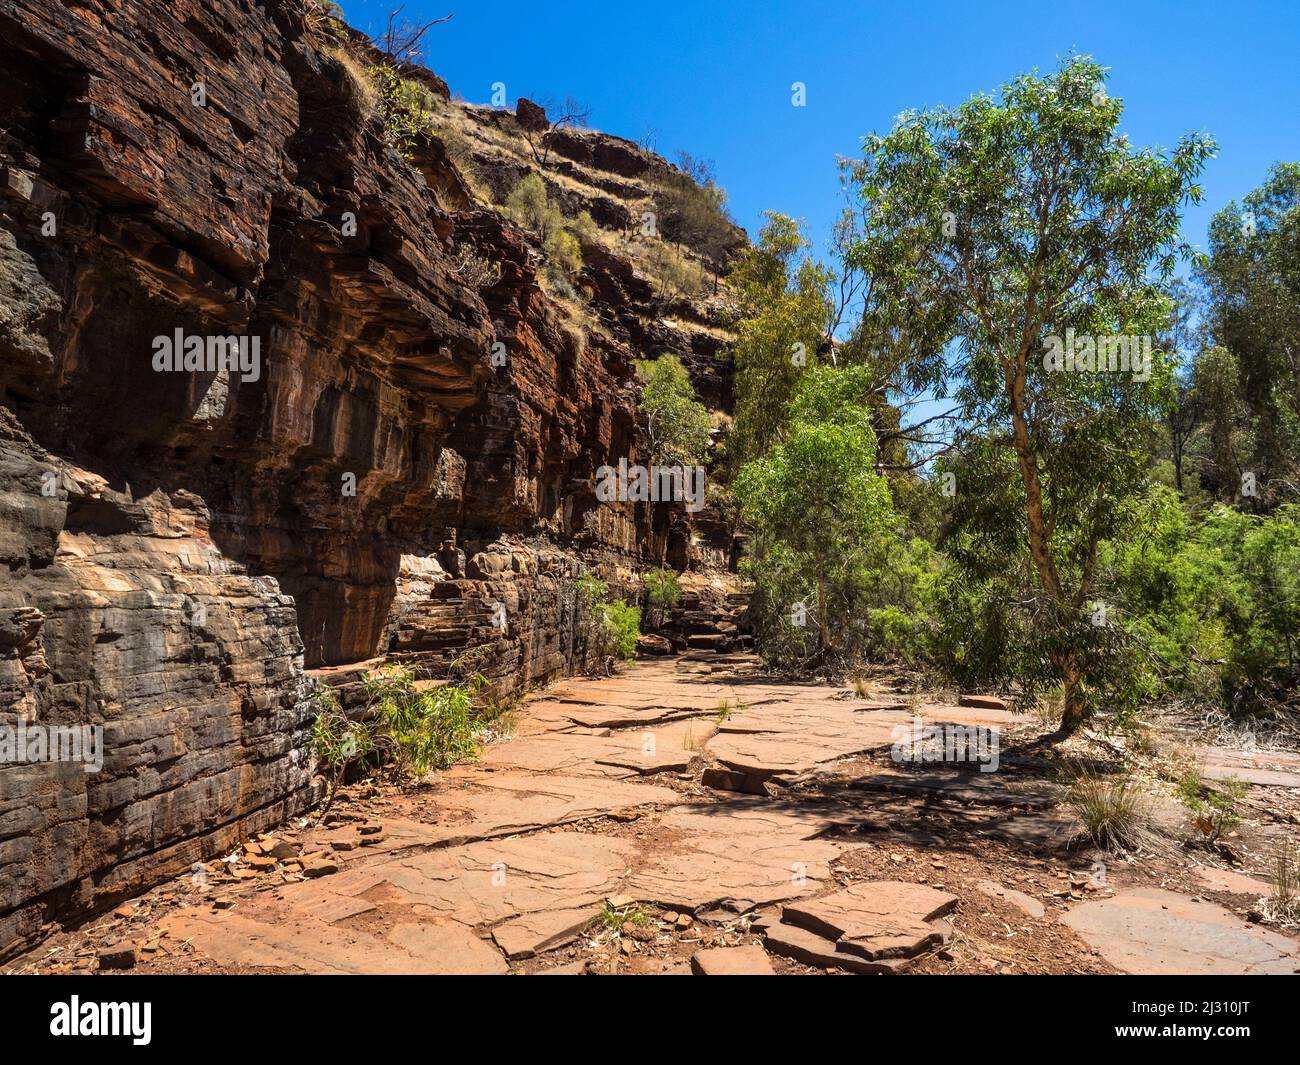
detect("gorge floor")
(10, 655), (1300, 976)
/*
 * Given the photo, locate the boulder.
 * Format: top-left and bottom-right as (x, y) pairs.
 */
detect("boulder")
(515, 97), (550, 132)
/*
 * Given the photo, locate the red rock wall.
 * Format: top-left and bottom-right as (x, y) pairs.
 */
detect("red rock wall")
(0, 0), (738, 955)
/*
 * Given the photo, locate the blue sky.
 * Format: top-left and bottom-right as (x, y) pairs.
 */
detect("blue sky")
(338, 0), (1298, 261)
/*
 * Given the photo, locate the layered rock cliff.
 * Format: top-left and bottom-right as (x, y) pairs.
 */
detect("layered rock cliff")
(0, 0), (742, 957)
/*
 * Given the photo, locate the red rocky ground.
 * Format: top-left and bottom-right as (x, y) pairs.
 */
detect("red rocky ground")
(10, 654), (1299, 976)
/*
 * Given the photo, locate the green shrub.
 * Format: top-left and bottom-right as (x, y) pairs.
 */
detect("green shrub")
(368, 61), (439, 159)
(1177, 770), (1247, 843)
(544, 228), (583, 278)
(505, 174), (584, 282)
(505, 173), (557, 236)
(602, 600), (642, 660)
(310, 685), (377, 813)
(574, 574), (641, 665)
(642, 566), (682, 628)
(1104, 490), (1300, 717)
(572, 210), (599, 242)
(365, 664), (483, 775)
(636, 356), (713, 466)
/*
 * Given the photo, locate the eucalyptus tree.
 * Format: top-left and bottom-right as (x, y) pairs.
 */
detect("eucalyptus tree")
(848, 56), (1214, 731)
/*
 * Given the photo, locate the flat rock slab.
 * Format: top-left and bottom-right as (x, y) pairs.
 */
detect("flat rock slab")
(1194, 867), (1273, 897)
(628, 802), (846, 911)
(782, 881), (957, 960)
(690, 945), (775, 975)
(706, 690), (1020, 780)
(491, 905), (599, 960)
(976, 879), (1046, 919)
(477, 721), (705, 777)
(959, 694), (1011, 711)
(1062, 888), (1300, 975)
(763, 919), (908, 974)
(160, 909), (507, 975)
(1199, 745), (1300, 789)
(305, 831), (639, 928)
(425, 770), (678, 843)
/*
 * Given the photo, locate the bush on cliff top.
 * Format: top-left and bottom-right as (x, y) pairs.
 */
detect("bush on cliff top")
(505, 173), (585, 283)
(368, 60), (440, 159)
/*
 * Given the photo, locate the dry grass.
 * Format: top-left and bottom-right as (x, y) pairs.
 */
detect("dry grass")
(1265, 847), (1300, 925)
(846, 663), (870, 698)
(1064, 766), (1157, 852)
(681, 726), (705, 752)
(1025, 686), (1065, 728)
(325, 44), (377, 117)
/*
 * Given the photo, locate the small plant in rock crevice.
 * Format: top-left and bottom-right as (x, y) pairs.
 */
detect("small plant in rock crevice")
(310, 685), (377, 815)
(368, 60), (440, 159)
(642, 566), (682, 630)
(365, 662), (484, 776)
(593, 900), (652, 935)
(310, 657), (492, 812)
(573, 574), (641, 671)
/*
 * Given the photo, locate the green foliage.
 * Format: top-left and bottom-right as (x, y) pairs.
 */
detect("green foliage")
(1103, 491), (1300, 714)
(365, 664), (484, 775)
(546, 228), (583, 278)
(728, 213), (835, 467)
(368, 61), (439, 159)
(602, 600), (642, 660)
(1177, 771), (1247, 843)
(505, 173), (584, 282)
(642, 566), (682, 628)
(635, 356), (712, 465)
(722, 59), (1292, 730)
(595, 900), (651, 933)
(310, 685), (377, 814)
(1190, 345), (1254, 501)
(305, 655), (494, 813)
(847, 54), (1214, 731)
(1197, 162), (1300, 503)
(505, 173), (561, 238)
(927, 481), (1300, 720)
(574, 575), (641, 665)
(736, 365), (898, 666)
